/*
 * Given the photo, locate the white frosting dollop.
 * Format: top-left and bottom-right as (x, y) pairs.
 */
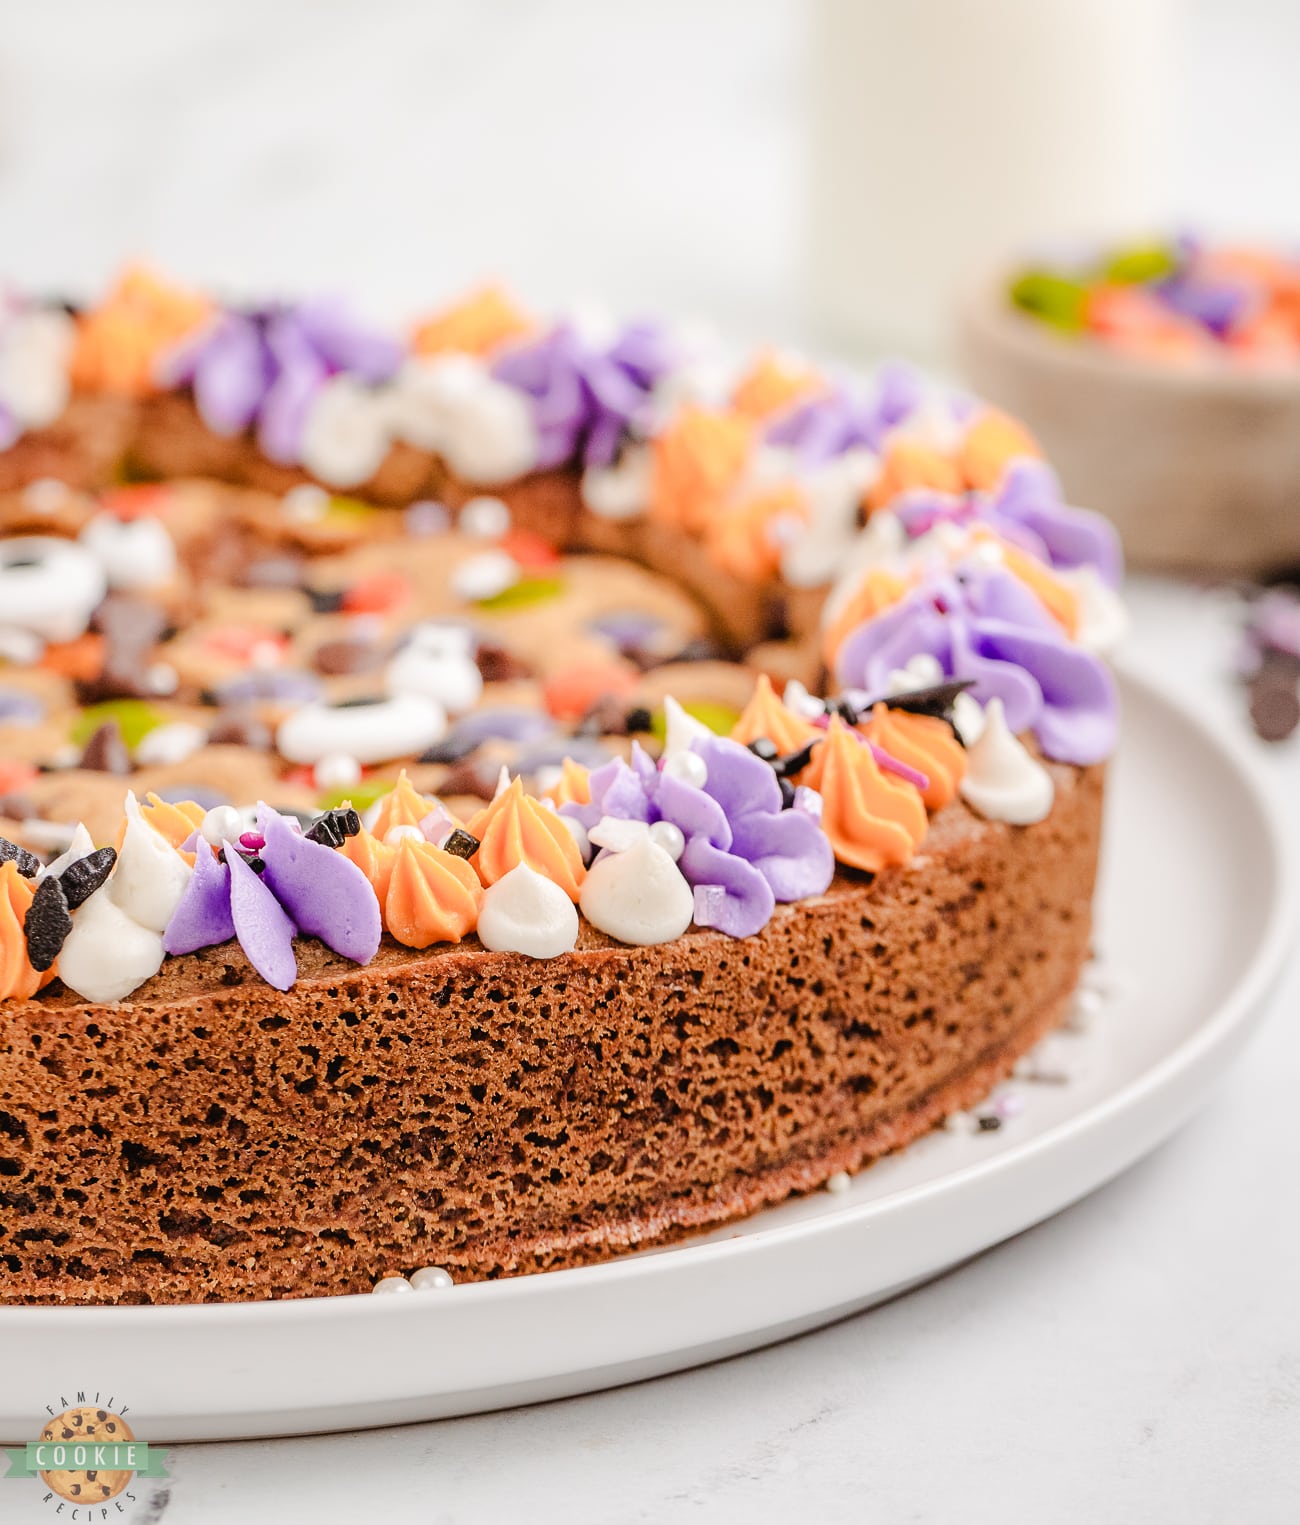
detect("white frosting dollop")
(580, 835), (694, 946)
(135, 721), (208, 767)
(476, 863), (579, 959)
(952, 691), (986, 746)
(385, 623), (483, 714)
(581, 444), (653, 520)
(79, 511), (178, 591)
(779, 448), (881, 589)
(277, 694), (446, 766)
(39, 822), (96, 880)
(0, 306), (74, 430)
(959, 698), (1054, 825)
(108, 791), (194, 933)
(1058, 564), (1129, 656)
(0, 536), (108, 642)
(300, 374), (394, 487)
(57, 885), (166, 1003)
(390, 355), (538, 484)
(661, 695), (711, 760)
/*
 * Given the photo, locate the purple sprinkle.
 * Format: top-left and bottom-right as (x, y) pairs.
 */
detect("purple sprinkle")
(451, 707), (556, 746)
(0, 688), (44, 726)
(868, 741), (930, 792)
(405, 500), (451, 537)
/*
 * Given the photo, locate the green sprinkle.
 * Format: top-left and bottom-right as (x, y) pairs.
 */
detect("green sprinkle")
(650, 700), (740, 742)
(71, 700), (164, 749)
(1101, 243), (1179, 286)
(325, 496), (377, 523)
(476, 575), (565, 611)
(1009, 270), (1089, 331)
(317, 780), (390, 812)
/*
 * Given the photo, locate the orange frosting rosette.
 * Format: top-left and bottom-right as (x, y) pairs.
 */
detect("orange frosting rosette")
(371, 772), (440, 839)
(821, 568), (908, 670)
(384, 838), (483, 949)
(411, 285), (533, 358)
(731, 674), (820, 755)
(340, 827), (398, 908)
(71, 265), (210, 398)
(705, 482), (808, 582)
(546, 757), (591, 808)
(0, 862), (53, 1000)
(731, 351), (825, 421)
(868, 437), (965, 512)
(650, 406), (752, 533)
(802, 717), (928, 874)
(957, 409), (1041, 493)
(861, 704), (966, 812)
(466, 778), (585, 899)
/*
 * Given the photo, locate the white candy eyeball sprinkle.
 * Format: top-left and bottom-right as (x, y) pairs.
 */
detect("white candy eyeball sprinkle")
(647, 820), (686, 861)
(201, 805), (243, 847)
(825, 1170), (851, 1195)
(459, 495), (511, 540)
(384, 824), (424, 847)
(410, 1265), (455, 1292)
(662, 750), (708, 790)
(451, 550), (519, 603)
(314, 752), (362, 791)
(134, 721), (206, 767)
(371, 1275), (414, 1296)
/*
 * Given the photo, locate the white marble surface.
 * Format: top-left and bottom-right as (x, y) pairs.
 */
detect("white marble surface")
(1, 4), (1299, 1521)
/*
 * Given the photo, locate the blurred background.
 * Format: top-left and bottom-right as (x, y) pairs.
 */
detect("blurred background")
(0, 0), (1294, 355)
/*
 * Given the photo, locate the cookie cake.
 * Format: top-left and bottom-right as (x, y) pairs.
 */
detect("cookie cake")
(0, 270), (1124, 1304)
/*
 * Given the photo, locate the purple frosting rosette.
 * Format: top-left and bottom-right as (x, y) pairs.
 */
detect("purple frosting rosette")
(491, 320), (677, 470)
(158, 298), (403, 466)
(763, 362), (925, 468)
(561, 736), (834, 938)
(834, 566), (1119, 766)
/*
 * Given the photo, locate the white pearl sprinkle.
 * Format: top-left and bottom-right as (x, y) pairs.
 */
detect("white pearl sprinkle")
(459, 495), (511, 540)
(201, 805), (243, 848)
(409, 1265), (455, 1292)
(647, 820), (686, 861)
(282, 484), (330, 522)
(451, 550), (519, 603)
(146, 662), (179, 696)
(943, 1110), (978, 1135)
(384, 824), (425, 847)
(21, 477), (69, 513)
(662, 750), (708, 790)
(313, 752), (363, 791)
(826, 1170), (851, 1195)
(371, 1275), (414, 1296)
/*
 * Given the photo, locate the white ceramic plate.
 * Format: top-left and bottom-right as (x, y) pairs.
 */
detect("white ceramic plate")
(0, 669), (1291, 1442)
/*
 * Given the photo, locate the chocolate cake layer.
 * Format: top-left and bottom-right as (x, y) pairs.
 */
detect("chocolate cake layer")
(0, 760), (1102, 1305)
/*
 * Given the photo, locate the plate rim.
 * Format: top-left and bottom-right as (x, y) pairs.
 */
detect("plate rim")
(2, 663), (1292, 1330)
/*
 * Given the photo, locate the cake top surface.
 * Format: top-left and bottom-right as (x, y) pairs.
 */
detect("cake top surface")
(0, 268), (1124, 1008)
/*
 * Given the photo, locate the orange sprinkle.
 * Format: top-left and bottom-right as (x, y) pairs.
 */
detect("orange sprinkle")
(0, 861), (48, 1000)
(384, 837), (483, 948)
(98, 484), (174, 521)
(650, 406), (753, 533)
(730, 674), (820, 755)
(466, 777), (585, 899)
(71, 264), (210, 398)
(40, 632), (105, 682)
(705, 482), (807, 582)
(861, 704), (966, 812)
(342, 571), (411, 616)
(411, 285), (533, 358)
(821, 568), (908, 671)
(499, 527), (560, 569)
(542, 661), (639, 723)
(371, 771), (440, 839)
(731, 350), (825, 420)
(868, 438), (964, 512)
(0, 760), (38, 796)
(801, 716), (928, 874)
(957, 409), (1043, 492)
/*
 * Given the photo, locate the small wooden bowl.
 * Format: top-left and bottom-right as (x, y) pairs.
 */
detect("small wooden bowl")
(956, 272), (1300, 576)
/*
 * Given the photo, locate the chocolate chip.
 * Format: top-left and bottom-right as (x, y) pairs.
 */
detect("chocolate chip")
(977, 1114), (1002, 1132)
(436, 762), (499, 802)
(418, 732), (482, 766)
(575, 695), (636, 737)
(1248, 673), (1300, 742)
(625, 706), (652, 733)
(778, 776), (796, 809)
(0, 837), (41, 878)
(441, 827), (480, 859)
(24, 874), (73, 971)
(474, 641), (533, 683)
(305, 807), (362, 848)
(78, 720), (131, 775)
(307, 587), (345, 614)
(313, 639), (383, 677)
(207, 711), (272, 750)
(59, 847), (117, 911)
